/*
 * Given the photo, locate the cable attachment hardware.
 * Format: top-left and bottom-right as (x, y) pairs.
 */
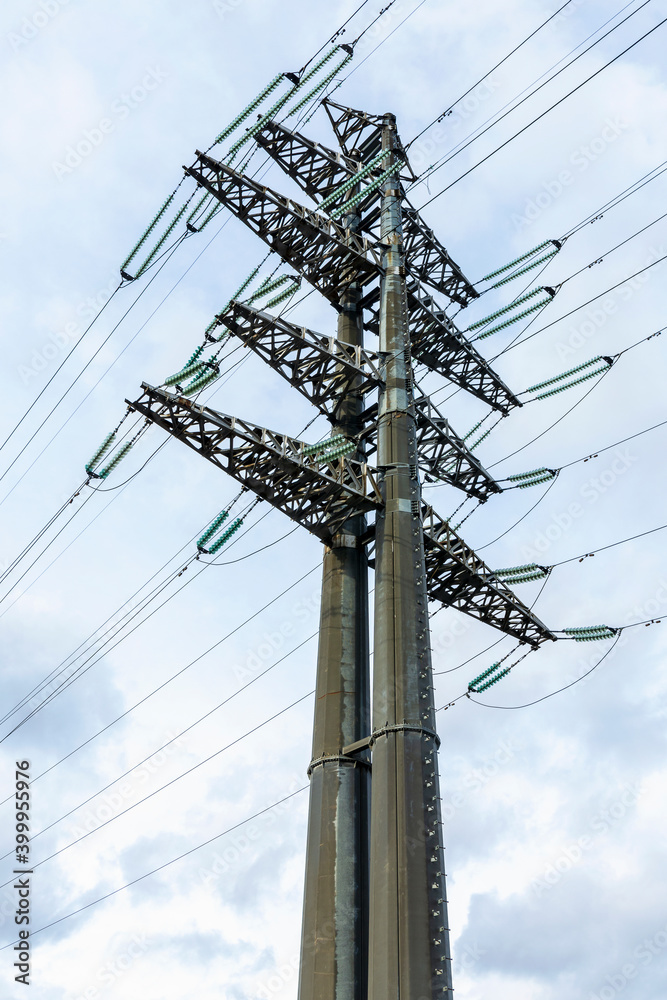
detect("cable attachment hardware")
(562, 625), (618, 642)
(507, 468), (557, 489)
(493, 564), (550, 586)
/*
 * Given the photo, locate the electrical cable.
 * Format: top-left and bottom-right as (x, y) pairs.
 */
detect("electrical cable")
(409, 0), (651, 194)
(489, 368), (613, 468)
(409, 0), (641, 189)
(476, 474), (561, 550)
(550, 521), (667, 568)
(299, 0), (372, 72)
(0, 633), (317, 856)
(416, 10), (667, 211)
(407, 0), (577, 149)
(0, 286), (121, 461)
(556, 208), (667, 288)
(468, 632), (621, 708)
(563, 157), (667, 238)
(0, 237), (186, 503)
(0, 17), (363, 506)
(0, 786), (309, 949)
(0, 481), (88, 589)
(473, 406), (667, 551)
(0, 564), (319, 756)
(0, 489), (98, 609)
(0, 490), (267, 733)
(0, 689), (315, 888)
(336, 0), (429, 82)
(0, 490), (261, 728)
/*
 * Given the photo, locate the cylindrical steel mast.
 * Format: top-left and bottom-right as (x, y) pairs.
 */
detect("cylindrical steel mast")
(368, 113), (453, 1000)
(298, 174), (371, 1000)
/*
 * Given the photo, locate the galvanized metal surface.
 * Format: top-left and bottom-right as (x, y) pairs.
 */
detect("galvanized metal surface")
(298, 200), (370, 1000)
(185, 151), (381, 304)
(127, 384), (381, 541)
(368, 114), (453, 1000)
(128, 105), (567, 1000)
(255, 115), (478, 304)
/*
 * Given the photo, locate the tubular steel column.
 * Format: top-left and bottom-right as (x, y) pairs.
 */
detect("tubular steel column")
(298, 175), (371, 1000)
(368, 114), (453, 999)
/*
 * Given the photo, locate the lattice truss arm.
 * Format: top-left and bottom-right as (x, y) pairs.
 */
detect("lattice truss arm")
(219, 301), (500, 501)
(322, 98), (387, 161)
(184, 152), (381, 303)
(422, 503), (556, 647)
(362, 281), (521, 413)
(126, 384), (552, 642)
(412, 395), (501, 499)
(253, 117), (478, 306)
(254, 120), (358, 205)
(127, 384), (381, 542)
(186, 136), (517, 412)
(218, 299), (383, 418)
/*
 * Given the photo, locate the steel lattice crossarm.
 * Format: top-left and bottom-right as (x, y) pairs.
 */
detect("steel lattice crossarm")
(184, 152), (381, 304)
(421, 502), (556, 647)
(254, 119), (359, 205)
(218, 299), (383, 420)
(361, 279), (520, 413)
(253, 118), (478, 305)
(238, 119), (516, 411)
(219, 300), (499, 500)
(323, 98), (395, 166)
(413, 394), (501, 500)
(126, 383), (382, 542)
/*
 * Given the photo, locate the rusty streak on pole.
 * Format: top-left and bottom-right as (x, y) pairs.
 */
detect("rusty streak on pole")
(368, 114), (453, 999)
(298, 155), (371, 1000)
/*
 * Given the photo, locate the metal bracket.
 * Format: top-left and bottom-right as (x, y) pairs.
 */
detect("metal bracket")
(371, 724), (441, 748)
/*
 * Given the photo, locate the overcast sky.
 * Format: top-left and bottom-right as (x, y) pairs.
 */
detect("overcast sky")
(1, 1), (667, 998)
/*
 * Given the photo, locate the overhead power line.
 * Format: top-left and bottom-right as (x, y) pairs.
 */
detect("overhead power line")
(0, 786), (309, 950)
(407, 0), (577, 149)
(416, 10), (667, 210)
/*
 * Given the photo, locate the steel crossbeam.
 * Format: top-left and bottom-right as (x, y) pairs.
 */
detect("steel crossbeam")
(254, 118), (478, 305)
(254, 119), (358, 204)
(421, 503), (556, 646)
(127, 384), (382, 541)
(219, 301), (499, 500)
(218, 299), (383, 419)
(185, 151), (381, 303)
(322, 98), (386, 162)
(413, 394), (500, 500)
(360, 280), (520, 412)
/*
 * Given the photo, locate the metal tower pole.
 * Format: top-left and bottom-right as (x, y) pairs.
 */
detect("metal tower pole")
(298, 178), (371, 1000)
(368, 114), (453, 999)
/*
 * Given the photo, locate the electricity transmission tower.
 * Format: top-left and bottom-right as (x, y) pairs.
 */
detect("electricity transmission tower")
(128, 101), (555, 1000)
